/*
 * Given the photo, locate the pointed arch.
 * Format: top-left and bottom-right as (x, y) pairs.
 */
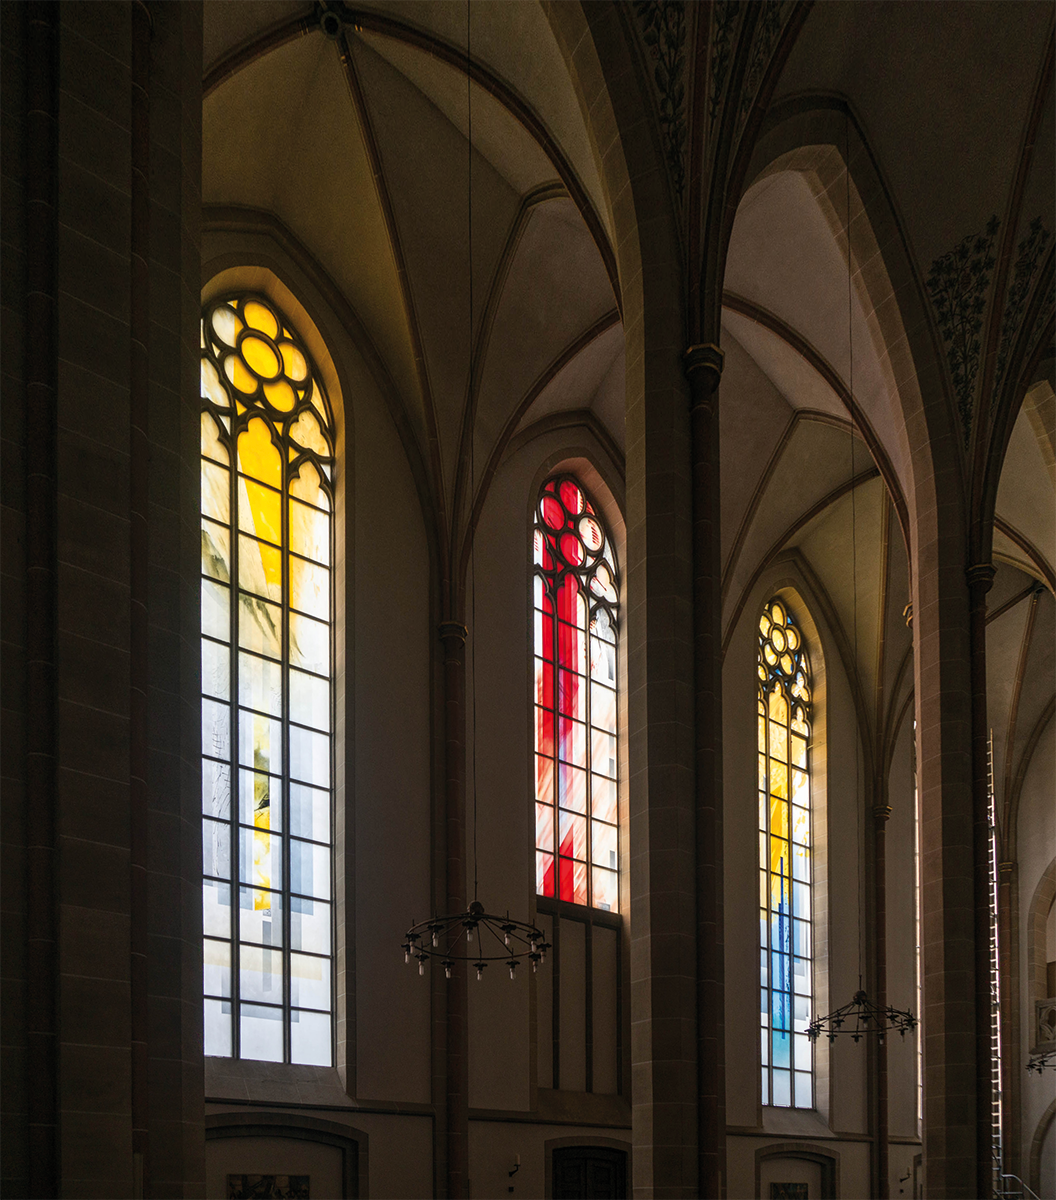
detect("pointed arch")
(757, 594), (816, 1109)
(200, 289), (338, 1066)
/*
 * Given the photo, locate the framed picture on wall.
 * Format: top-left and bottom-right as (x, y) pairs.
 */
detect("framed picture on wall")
(770, 1185), (808, 1200)
(227, 1176), (310, 1199)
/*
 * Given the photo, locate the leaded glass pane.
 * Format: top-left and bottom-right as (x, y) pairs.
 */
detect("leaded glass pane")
(202, 579), (230, 642)
(201, 293), (334, 1064)
(291, 1009), (331, 1067)
(290, 953), (331, 1010)
(533, 476), (619, 911)
(758, 597), (813, 1109)
(204, 999), (233, 1057)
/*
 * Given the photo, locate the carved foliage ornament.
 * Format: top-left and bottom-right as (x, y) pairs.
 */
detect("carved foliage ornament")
(634, 0), (688, 202)
(926, 216), (999, 446)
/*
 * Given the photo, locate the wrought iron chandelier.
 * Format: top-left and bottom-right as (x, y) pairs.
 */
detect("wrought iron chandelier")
(403, 901), (550, 980)
(399, 0), (549, 985)
(807, 989), (917, 1045)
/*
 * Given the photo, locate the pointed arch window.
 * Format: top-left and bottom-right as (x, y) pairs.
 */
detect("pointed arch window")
(200, 293), (335, 1066)
(533, 477), (619, 911)
(758, 598), (814, 1108)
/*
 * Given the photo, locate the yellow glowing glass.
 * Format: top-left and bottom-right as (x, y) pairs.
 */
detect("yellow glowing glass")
(768, 688), (788, 725)
(224, 353), (256, 395)
(238, 419), (282, 489)
(244, 299), (279, 339)
(242, 335), (281, 379)
(264, 380), (297, 412)
(279, 340), (308, 381)
(770, 760), (788, 799)
(769, 722), (788, 763)
(770, 796), (789, 840)
(239, 478), (281, 546)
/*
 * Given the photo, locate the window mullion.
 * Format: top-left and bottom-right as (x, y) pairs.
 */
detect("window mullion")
(282, 440), (291, 1064)
(230, 432), (241, 1062)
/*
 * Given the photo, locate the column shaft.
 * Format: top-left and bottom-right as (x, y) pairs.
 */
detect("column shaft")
(439, 621), (469, 1199)
(968, 564), (995, 1200)
(129, 3), (152, 1191)
(686, 344), (725, 1200)
(24, 6), (60, 1195)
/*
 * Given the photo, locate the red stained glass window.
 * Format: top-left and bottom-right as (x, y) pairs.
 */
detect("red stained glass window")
(533, 477), (619, 911)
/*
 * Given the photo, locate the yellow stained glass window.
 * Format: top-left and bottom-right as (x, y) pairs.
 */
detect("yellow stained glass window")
(200, 293), (335, 1067)
(758, 597), (813, 1110)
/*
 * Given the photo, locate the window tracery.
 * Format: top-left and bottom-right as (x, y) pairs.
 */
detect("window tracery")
(200, 293), (335, 1065)
(758, 597), (814, 1108)
(533, 476), (619, 912)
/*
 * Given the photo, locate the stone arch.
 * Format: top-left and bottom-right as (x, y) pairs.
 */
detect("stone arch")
(1028, 1098), (1055, 1199)
(205, 1112), (367, 1199)
(1027, 857), (1056, 1030)
(740, 95), (979, 1191)
(725, 561), (838, 1130)
(198, 262), (358, 1087)
(743, 95), (961, 540)
(755, 1140), (840, 1200)
(544, 1135), (632, 1200)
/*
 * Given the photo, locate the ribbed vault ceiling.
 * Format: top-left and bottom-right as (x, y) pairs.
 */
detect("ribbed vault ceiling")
(203, 1), (622, 547)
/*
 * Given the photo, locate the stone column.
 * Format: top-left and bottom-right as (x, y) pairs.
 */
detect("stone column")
(967, 561), (996, 1200)
(128, 3), (151, 1189)
(916, 553), (977, 1198)
(874, 801), (892, 1200)
(685, 343), (725, 1199)
(23, 6), (60, 1195)
(438, 620), (469, 1199)
(625, 339), (698, 1199)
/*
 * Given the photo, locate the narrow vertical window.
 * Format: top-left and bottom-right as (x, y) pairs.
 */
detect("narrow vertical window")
(533, 476), (619, 911)
(758, 598), (813, 1108)
(200, 294), (335, 1066)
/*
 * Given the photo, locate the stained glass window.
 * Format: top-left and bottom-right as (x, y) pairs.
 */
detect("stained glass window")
(200, 293), (335, 1066)
(758, 598), (813, 1108)
(533, 477), (619, 911)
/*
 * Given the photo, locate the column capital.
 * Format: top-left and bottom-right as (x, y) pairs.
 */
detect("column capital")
(684, 342), (724, 381)
(873, 804), (892, 827)
(438, 621), (468, 646)
(966, 562), (995, 592)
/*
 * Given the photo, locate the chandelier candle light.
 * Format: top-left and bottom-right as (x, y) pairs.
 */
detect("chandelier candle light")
(808, 990), (917, 1045)
(403, 903), (550, 981)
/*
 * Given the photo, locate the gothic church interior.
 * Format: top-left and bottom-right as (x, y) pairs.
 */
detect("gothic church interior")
(1, 2), (1054, 1198)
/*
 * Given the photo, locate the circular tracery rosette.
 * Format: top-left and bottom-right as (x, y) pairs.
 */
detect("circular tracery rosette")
(758, 599), (810, 708)
(534, 476), (618, 626)
(200, 294), (334, 493)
